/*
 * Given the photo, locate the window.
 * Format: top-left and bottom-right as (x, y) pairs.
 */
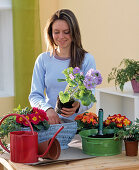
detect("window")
(0, 0), (14, 97)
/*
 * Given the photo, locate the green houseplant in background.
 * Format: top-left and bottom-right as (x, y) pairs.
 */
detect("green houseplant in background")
(108, 59), (139, 92)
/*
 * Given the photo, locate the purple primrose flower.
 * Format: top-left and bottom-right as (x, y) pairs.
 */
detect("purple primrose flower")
(85, 83), (94, 90)
(84, 75), (93, 84)
(97, 73), (102, 85)
(86, 69), (102, 85)
(80, 72), (83, 76)
(69, 73), (75, 80)
(73, 67), (80, 74)
(83, 80), (96, 90)
(86, 68), (96, 76)
(94, 72), (102, 85)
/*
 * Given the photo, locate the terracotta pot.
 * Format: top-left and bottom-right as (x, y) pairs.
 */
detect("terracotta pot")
(38, 138), (61, 160)
(131, 79), (139, 93)
(125, 140), (138, 156)
(55, 96), (74, 114)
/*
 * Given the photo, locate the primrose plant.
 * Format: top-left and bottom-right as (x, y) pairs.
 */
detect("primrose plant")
(58, 67), (102, 106)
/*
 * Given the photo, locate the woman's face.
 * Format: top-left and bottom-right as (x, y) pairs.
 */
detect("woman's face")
(52, 19), (72, 50)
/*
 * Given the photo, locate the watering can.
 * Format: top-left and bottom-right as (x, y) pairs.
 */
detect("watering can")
(0, 113), (64, 163)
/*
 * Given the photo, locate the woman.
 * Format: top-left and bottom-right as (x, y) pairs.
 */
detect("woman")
(29, 9), (96, 124)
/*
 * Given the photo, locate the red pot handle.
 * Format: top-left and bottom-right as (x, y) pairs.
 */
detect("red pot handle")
(0, 113), (34, 153)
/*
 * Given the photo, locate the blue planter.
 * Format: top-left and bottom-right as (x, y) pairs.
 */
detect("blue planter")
(22, 118), (77, 150)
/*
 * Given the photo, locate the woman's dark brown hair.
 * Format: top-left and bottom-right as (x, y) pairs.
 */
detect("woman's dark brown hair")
(44, 9), (87, 68)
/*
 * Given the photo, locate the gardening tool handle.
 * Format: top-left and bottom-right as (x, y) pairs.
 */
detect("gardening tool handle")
(98, 108), (104, 136)
(0, 113), (35, 153)
(38, 126), (64, 158)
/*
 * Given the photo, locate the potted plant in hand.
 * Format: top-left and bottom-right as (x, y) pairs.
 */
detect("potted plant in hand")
(55, 67), (102, 114)
(115, 118), (139, 156)
(108, 58), (139, 92)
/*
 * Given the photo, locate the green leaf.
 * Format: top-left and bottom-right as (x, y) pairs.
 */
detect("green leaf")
(42, 120), (50, 130)
(74, 91), (80, 99)
(68, 80), (77, 87)
(136, 75), (139, 82)
(78, 84), (85, 90)
(68, 67), (73, 72)
(90, 94), (96, 103)
(79, 90), (92, 106)
(34, 124), (44, 130)
(81, 99), (91, 106)
(59, 91), (70, 103)
(57, 79), (66, 82)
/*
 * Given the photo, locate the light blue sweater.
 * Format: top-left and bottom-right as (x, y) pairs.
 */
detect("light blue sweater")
(29, 52), (96, 120)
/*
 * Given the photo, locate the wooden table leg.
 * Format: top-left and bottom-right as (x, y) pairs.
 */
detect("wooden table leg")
(0, 158), (14, 170)
(0, 162), (4, 170)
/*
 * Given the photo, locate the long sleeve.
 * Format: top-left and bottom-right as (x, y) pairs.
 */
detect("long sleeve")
(29, 54), (52, 111)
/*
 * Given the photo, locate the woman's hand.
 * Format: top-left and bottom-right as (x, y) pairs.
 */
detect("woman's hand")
(61, 101), (80, 117)
(46, 108), (61, 124)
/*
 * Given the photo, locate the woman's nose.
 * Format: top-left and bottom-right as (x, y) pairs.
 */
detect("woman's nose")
(59, 32), (64, 38)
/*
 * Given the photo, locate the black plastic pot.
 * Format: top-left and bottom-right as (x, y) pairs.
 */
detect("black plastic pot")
(55, 96), (75, 115)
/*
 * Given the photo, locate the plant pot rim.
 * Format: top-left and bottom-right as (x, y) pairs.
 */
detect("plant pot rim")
(124, 139), (138, 142)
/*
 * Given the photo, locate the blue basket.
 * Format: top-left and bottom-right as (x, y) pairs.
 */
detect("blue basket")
(22, 118), (77, 150)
